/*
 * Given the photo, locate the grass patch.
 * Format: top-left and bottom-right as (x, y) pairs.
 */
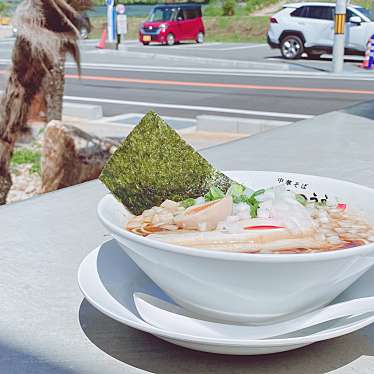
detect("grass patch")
(90, 17), (141, 40)
(205, 15), (268, 43)
(90, 15), (269, 43)
(11, 148), (41, 174)
(204, 0), (281, 16)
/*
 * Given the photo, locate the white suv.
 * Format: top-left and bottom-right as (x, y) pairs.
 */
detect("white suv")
(267, 2), (374, 59)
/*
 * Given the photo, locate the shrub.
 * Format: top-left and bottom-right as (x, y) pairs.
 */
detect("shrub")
(222, 0), (236, 16)
(0, 3), (9, 16)
(204, 5), (223, 16)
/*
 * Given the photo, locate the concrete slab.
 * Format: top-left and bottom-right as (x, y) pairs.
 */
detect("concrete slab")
(106, 113), (196, 131)
(62, 102), (103, 120)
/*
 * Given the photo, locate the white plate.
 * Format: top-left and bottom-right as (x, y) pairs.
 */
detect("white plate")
(78, 240), (374, 355)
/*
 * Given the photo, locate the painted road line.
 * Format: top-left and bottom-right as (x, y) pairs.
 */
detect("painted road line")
(60, 73), (374, 95)
(134, 42), (223, 50)
(1, 68), (374, 93)
(97, 112), (196, 123)
(63, 95), (313, 119)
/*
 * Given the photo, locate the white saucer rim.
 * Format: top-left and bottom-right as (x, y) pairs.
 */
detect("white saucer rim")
(77, 242), (374, 348)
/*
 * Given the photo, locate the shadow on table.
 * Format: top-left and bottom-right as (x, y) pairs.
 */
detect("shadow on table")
(79, 299), (374, 374)
(0, 338), (76, 374)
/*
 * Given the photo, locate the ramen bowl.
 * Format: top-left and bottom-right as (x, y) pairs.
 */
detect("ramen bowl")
(97, 171), (374, 324)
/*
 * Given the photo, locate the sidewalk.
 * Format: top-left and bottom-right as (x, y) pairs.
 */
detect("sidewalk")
(62, 115), (247, 150)
(0, 26), (11, 39)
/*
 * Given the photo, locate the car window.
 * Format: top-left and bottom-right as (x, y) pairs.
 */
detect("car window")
(291, 6), (308, 17)
(149, 7), (177, 22)
(307, 6), (334, 20)
(346, 9), (355, 22)
(353, 7), (372, 21)
(176, 9), (185, 21)
(183, 8), (199, 20)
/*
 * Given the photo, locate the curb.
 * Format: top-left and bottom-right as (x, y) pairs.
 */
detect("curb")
(196, 115), (291, 134)
(103, 49), (291, 70)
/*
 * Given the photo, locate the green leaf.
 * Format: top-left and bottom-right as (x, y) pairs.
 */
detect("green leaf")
(99, 112), (235, 215)
(180, 198), (196, 209)
(204, 186), (225, 202)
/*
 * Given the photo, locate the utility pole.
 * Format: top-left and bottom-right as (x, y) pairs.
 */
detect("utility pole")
(106, 0), (117, 48)
(332, 0), (347, 73)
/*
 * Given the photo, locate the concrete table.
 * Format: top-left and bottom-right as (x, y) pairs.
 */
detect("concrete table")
(2, 103), (374, 373)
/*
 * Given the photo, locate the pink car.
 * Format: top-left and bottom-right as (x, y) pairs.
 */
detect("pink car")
(139, 4), (205, 46)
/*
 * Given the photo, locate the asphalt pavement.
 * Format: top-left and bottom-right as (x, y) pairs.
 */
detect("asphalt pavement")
(0, 38), (373, 126)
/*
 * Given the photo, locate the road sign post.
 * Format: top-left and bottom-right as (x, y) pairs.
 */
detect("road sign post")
(332, 0), (347, 73)
(116, 4), (127, 45)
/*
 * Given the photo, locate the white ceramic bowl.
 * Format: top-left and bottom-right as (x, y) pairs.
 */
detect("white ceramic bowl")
(97, 171), (374, 324)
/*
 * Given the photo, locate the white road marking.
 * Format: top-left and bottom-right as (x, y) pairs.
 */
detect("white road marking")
(98, 112), (196, 123)
(63, 95), (313, 119)
(93, 113), (196, 124)
(267, 55), (364, 63)
(134, 42), (223, 50)
(129, 43), (265, 51)
(217, 44), (267, 51)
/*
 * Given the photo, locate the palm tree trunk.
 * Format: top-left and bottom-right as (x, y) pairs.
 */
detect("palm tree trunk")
(0, 36), (45, 204)
(44, 54), (66, 122)
(0, 0), (89, 204)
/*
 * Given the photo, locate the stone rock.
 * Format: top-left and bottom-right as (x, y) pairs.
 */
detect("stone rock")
(41, 121), (118, 193)
(7, 163), (42, 204)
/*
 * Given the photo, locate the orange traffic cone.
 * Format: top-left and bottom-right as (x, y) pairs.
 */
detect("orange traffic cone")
(360, 36), (374, 69)
(97, 29), (107, 49)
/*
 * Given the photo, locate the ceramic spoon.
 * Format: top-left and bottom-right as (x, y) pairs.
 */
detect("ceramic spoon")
(134, 292), (374, 340)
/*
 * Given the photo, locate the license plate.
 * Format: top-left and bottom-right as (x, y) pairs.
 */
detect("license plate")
(143, 35), (151, 42)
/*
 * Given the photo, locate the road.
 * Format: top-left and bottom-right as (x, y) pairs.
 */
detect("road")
(0, 38), (373, 124)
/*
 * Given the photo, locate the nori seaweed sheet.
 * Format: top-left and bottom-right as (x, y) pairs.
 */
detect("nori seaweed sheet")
(99, 111), (234, 215)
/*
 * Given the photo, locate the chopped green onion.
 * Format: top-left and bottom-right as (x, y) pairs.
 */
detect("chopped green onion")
(249, 201), (259, 218)
(295, 194), (307, 206)
(251, 189), (265, 198)
(226, 183), (245, 197)
(180, 198), (196, 209)
(204, 186), (225, 202)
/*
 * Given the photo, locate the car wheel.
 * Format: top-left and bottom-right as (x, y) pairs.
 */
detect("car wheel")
(80, 26), (89, 40)
(142, 42), (149, 46)
(280, 35), (304, 59)
(166, 33), (175, 46)
(196, 32), (204, 44)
